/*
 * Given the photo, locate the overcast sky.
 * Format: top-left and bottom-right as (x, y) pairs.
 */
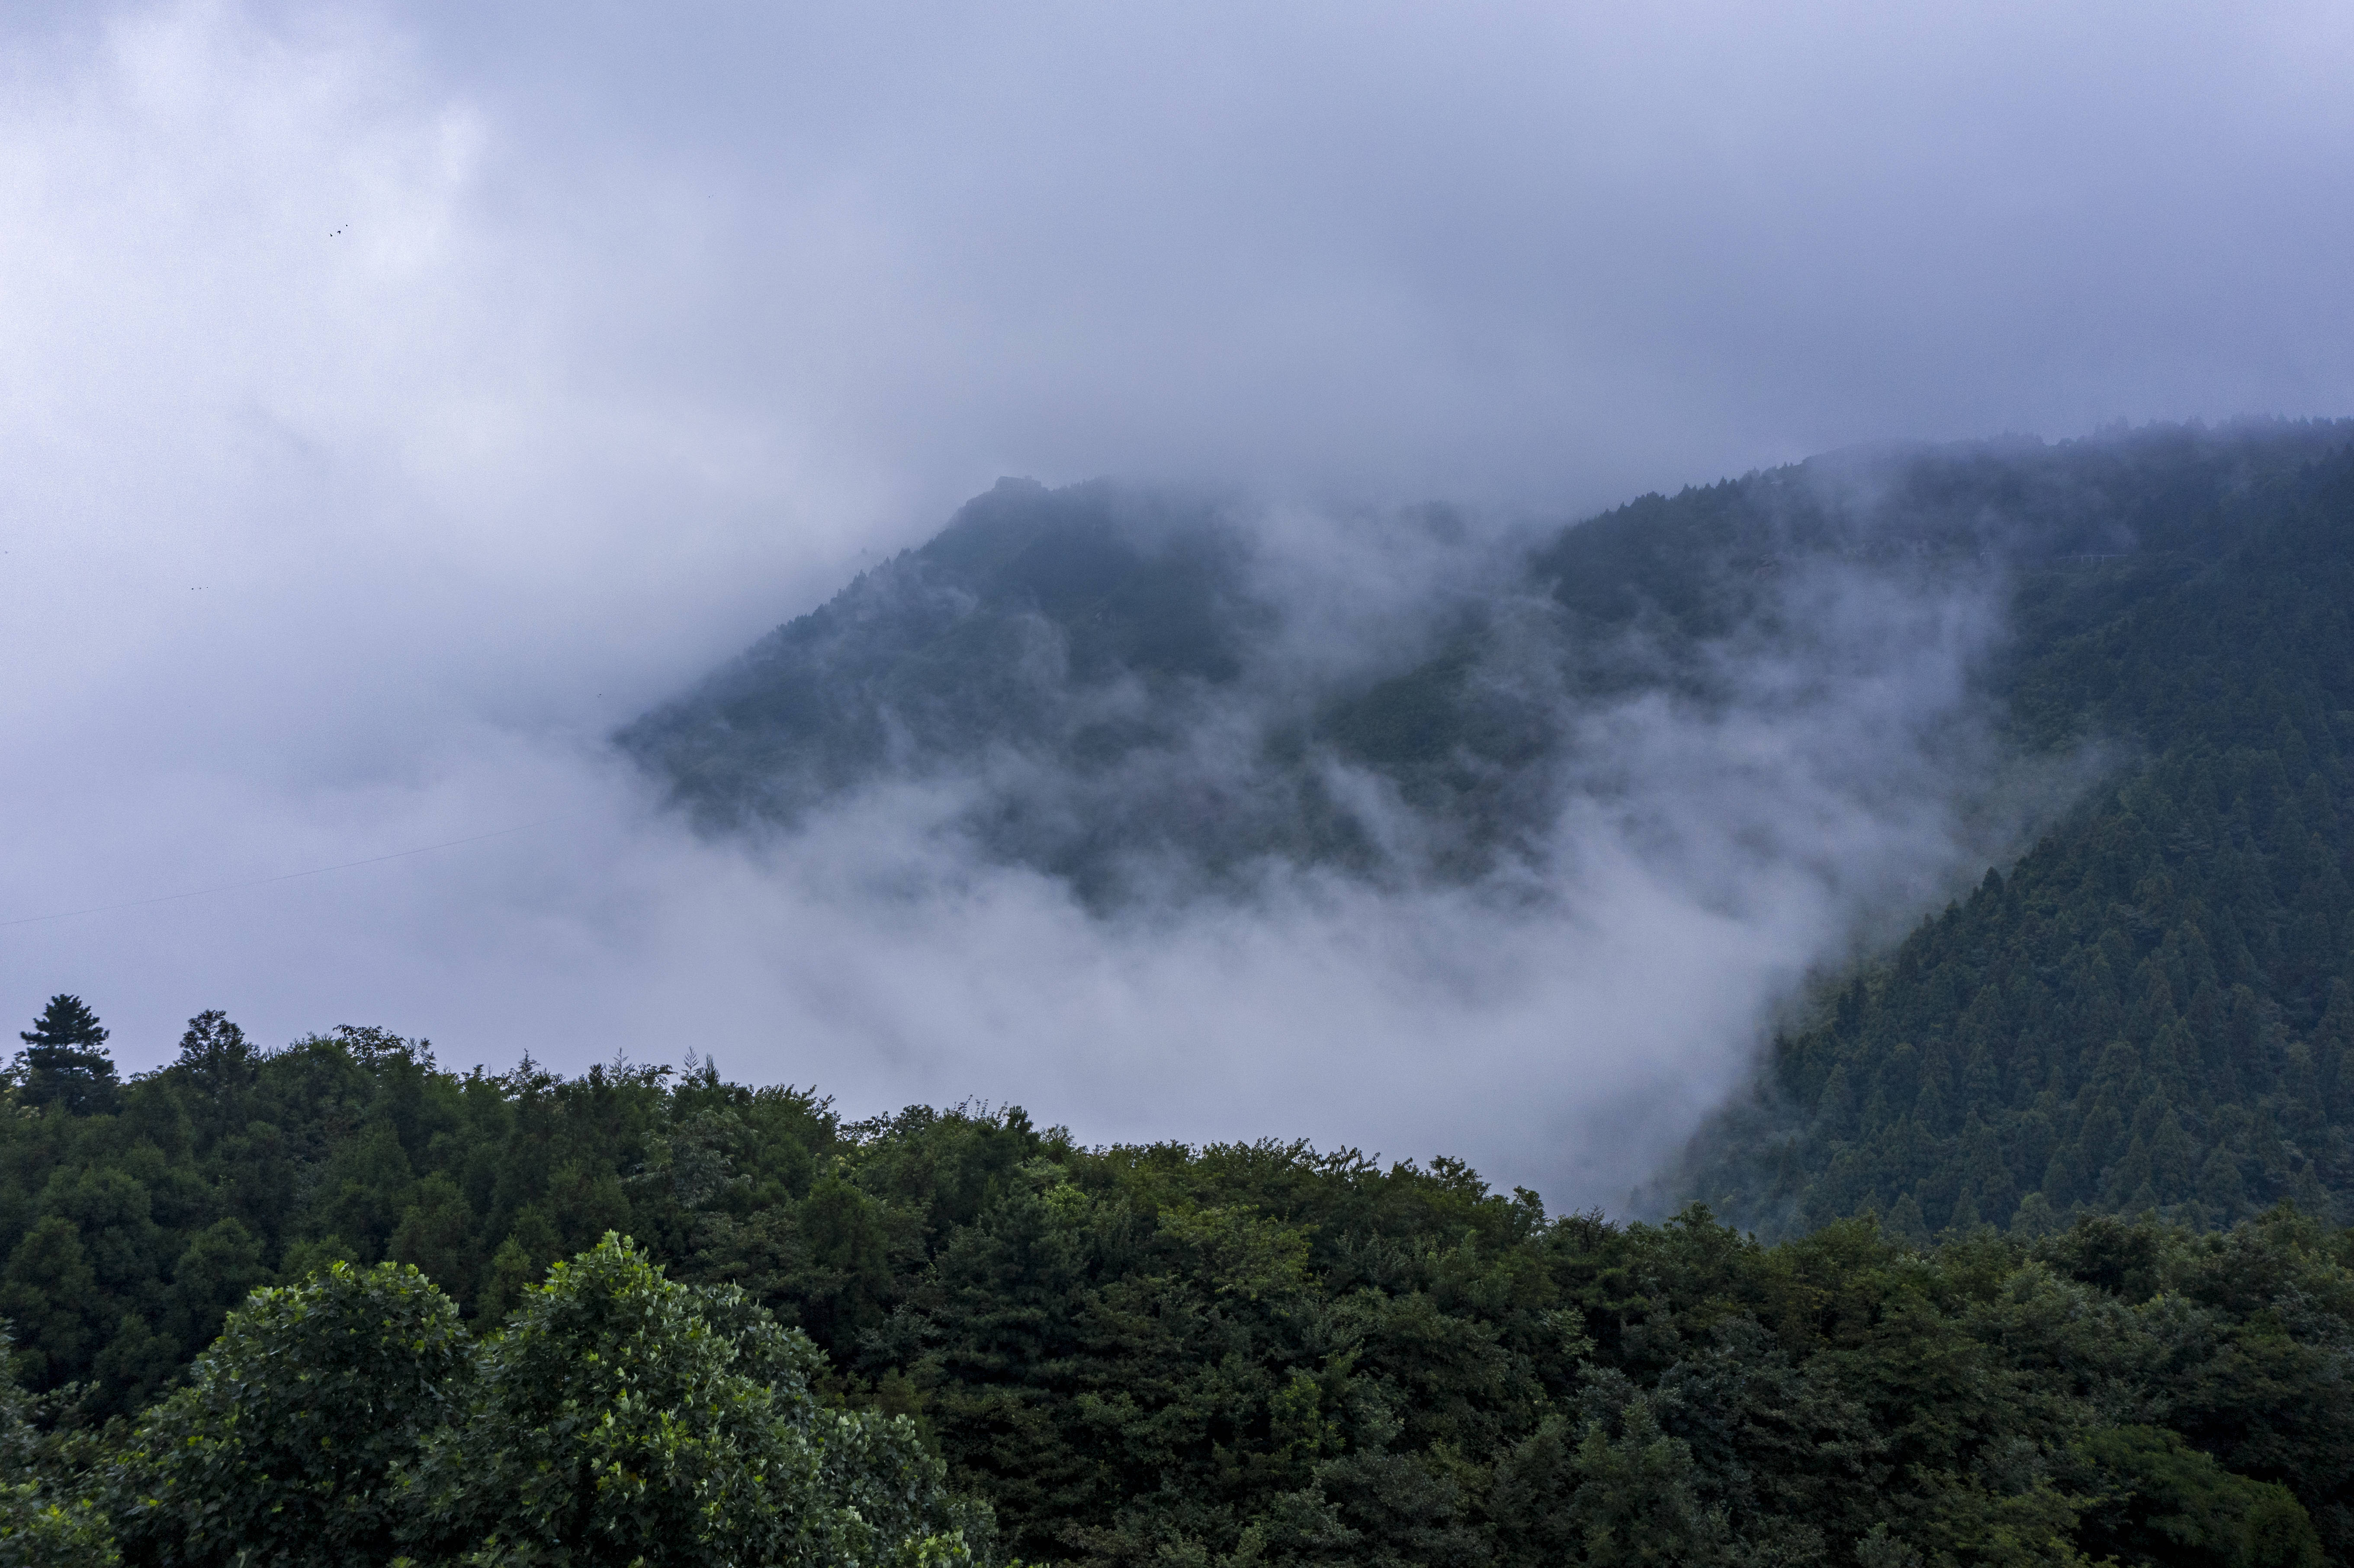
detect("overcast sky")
(3, 1), (2351, 1202)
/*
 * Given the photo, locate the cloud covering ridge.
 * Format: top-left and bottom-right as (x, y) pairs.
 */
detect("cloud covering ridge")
(4, 1), (2352, 1205)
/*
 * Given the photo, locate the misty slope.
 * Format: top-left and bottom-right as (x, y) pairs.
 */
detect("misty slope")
(626, 426), (2352, 899)
(1675, 429), (2354, 1238)
(620, 479), (1256, 812)
(628, 421), (2354, 1238)
(617, 479), (1376, 894)
(619, 442), (2012, 893)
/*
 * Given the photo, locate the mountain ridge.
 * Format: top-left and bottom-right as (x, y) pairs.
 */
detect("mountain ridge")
(623, 418), (2354, 1236)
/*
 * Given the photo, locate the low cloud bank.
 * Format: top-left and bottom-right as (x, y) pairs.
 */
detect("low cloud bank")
(0, 0), (2295, 1205)
(6, 522), (2051, 1209)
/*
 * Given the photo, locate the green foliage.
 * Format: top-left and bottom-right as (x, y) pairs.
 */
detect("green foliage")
(108, 1260), (471, 1567)
(13, 995), (121, 1117)
(0, 1485), (118, 1568)
(403, 1232), (979, 1567)
(79, 1232), (983, 1567)
(0, 1017), (701, 1405)
(1559, 1392), (1726, 1565)
(1661, 430), (2354, 1241)
(0, 1327), (116, 1567)
(0, 1020), (2349, 1564)
(2076, 1425), (2323, 1568)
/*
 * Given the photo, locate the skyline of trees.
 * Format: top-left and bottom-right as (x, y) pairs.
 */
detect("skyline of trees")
(1, 1005), (2348, 1565)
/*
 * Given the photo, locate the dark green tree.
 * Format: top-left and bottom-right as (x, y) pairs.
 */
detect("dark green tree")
(2076, 1426), (2324, 1568)
(0, 1327), (116, 1567)
(403, 1233), (986, 1568)
(13, 996), (119, 1116)
(107, 1262), (472, 1568)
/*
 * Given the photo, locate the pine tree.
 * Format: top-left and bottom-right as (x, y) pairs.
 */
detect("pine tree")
(13, 994), (120, 1116)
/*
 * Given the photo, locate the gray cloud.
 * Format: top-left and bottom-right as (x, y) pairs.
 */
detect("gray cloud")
(0, 1), (2345, 1204)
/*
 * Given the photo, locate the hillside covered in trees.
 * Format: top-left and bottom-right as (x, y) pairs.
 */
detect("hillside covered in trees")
(1670, 433), (2354, 1239)
(627, 423), (2354, 1233)
(2, 1013), (2350, 1566)
(16, 423), (2354, 1563)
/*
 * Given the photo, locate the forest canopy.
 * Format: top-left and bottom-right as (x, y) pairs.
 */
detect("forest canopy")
(0, 1011), (2348, 1566)
(1671, 431), (2354, 1240)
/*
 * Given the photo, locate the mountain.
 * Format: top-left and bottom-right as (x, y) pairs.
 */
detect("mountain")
(11, 421), (2354, 1564)
(617, 476), (1423, 896)
(1674, 426), (2354, 1237)
(619, 479), (1259, 827)
(627, 420), (2354, 1235)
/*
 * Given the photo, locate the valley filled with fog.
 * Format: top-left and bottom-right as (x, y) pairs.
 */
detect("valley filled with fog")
(6, 1), (2352, 1209)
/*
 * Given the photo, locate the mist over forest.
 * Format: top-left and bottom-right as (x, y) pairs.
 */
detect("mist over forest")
(6, 1), (2352, 1195)
(9, 4), (2354, 1565)
(14, 420), (2354, 1565)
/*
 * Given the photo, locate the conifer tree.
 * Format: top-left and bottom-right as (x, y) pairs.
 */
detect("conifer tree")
(13, 995), (119, 1116)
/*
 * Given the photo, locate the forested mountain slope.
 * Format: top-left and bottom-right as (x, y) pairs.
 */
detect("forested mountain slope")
(17, 423), (2354, 1561)
(617, 479), (1314, 895)
(3, 1017), (2351, 1566)
(627, 420), (2354, 1237)
(619, 478), (1259, 828)
(1672, 432), (2354, 1238)
(625, 426), (2354, 900)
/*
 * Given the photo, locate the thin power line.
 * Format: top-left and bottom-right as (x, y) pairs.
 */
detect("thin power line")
(0, 820), (549, 930)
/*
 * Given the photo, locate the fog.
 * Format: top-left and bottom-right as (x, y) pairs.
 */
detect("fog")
(3, 1), (2350, 1204)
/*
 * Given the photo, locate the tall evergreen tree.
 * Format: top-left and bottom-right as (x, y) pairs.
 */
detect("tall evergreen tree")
(13, 996), (119, 1116)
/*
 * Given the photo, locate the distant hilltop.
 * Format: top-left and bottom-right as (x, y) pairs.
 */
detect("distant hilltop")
(624, 420), (2354, 1241)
